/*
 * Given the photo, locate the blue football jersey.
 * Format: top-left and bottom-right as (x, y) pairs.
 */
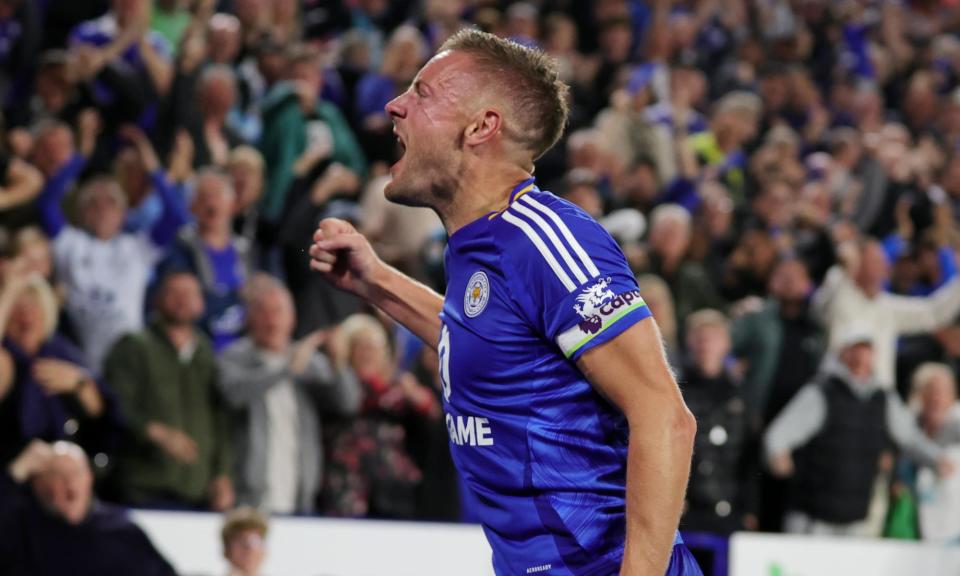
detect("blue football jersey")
(438, 179), (689, 575)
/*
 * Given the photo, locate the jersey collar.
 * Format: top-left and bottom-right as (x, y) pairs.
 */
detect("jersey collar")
(488, 177), (538, 220)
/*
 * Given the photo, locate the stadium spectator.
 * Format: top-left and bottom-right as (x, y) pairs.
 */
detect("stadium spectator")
(227, 145), (266, 249)
(159, 168), (250, 351)
(640, 203), (725, 331)
(732, 257), (825, 532)
(911, 363), (960, 446)
(813, 238), (960, 391)
(680, 309), (757, 535)
(258, 44), (366, 229)
(279, 155), (364, 334)
(0, 266), (120, 468)
(42, 124), (189, 372)
(222, 506), (269, 576)
(733, 258), (825, 425)
(322, 314), (438, 518)
(0, 440), (176, 576)
(686, 90), (761, 204)
(112, 122), (188, 235)
(765, 327), (953, 536)
(189, 65), (247, 168)
(217, 274), (361, 513)
(69, 0), (174, 127)
(104, 271), (233, 510)
(907, 363), (960, 542)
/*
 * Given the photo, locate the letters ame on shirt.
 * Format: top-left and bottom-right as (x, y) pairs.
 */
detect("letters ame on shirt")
(437, 179), (652, 575)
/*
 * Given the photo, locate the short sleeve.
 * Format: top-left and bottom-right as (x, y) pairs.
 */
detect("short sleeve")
(500, 193), (651, 360)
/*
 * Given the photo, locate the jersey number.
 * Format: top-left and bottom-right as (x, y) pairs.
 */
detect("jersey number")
(438, 324), (452, 402)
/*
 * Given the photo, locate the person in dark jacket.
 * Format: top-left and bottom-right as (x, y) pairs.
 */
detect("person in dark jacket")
(0, 271), (120, 469)
(104, 271), (234, 510)
(680, 309), (757, 535)
(0, 440), (176, 576)
(732, 257), (825, 532)
(764, 326), (954, 536)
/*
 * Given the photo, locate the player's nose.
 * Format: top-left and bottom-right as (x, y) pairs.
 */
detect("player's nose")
(386, 93), (406, 119)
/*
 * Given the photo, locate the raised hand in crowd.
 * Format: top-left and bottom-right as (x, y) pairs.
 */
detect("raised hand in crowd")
(167, 129), (196, 183)
(7, 439), (56, 484)
(290, 328), (330, 375)
(77, 108), (102, 159)
(0, 157), (43, 212)
(118, 124), (161, 173)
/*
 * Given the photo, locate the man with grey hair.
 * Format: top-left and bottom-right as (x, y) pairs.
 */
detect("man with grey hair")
(643, 203), (725, 331)
(45, 126), (191, 371)
(911, 363), (960, 446)
(0, 440), (176, 575)
(217, 273), (361, 513)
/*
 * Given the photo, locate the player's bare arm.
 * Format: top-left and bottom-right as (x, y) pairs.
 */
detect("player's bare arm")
(577, 318), (697, 576)
(309, 218), (444, 347)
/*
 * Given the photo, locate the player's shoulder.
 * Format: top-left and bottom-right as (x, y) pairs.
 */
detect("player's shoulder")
(490, 183), (621, 293)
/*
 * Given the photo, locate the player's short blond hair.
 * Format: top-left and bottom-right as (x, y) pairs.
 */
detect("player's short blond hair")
(439, 28), (569, 161)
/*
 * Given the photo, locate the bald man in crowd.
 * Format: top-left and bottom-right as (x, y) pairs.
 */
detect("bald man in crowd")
(0, 440), (176, 576)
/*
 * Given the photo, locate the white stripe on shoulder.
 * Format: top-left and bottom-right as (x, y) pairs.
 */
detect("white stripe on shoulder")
(519, 195), (600, 278)
(502, 210), (577, 292)
(510, 202), (588, 285)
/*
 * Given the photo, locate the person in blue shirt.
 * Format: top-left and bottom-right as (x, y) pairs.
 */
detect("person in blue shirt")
(310, 29), (700, 576)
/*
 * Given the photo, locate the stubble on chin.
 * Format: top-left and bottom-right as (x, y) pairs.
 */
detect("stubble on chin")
(385, 147), (462, 211)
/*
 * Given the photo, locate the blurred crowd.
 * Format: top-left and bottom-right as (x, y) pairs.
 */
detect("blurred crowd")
(4, 0), (960, 573)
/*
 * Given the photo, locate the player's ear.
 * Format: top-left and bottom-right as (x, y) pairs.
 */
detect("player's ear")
(464, 109), (502, 147)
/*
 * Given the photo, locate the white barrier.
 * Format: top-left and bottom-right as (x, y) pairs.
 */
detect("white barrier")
(132, 510), (495, 576)
(730, 532), (960, 576)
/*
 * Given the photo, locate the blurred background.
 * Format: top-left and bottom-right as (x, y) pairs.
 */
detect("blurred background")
(2, 0), (960, 574)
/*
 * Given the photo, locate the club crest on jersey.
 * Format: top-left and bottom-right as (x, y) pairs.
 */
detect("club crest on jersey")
(464, 271), (490, 318)
(574, 277), (615, 334)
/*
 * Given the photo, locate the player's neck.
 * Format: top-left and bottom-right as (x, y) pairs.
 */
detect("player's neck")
(440, 162), (531, 236)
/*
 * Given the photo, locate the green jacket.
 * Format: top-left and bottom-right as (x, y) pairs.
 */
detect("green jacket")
(105, 324), (231, 505)
(259, 83), (367, 222)
(731, 300), (825, 422)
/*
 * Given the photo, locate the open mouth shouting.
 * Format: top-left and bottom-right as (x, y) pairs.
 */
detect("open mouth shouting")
(390, 127), (407, 176)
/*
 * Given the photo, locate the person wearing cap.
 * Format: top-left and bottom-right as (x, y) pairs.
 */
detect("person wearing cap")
(764, 325), (954, 536)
